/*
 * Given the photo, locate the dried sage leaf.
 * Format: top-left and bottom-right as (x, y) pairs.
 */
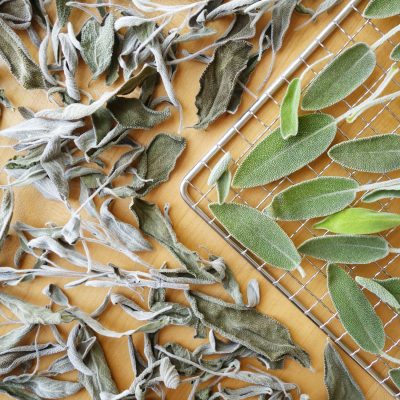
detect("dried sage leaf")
(324, 341), (365, 400)
(186, 291), (310, 367)
(355, 277), (400, 311)
(0, 18), (46, 89)
(0, 188), (13, 250)
(302, 43), (376, 110)
(194, 41), (252, 129)
(210, 203), (301, 272)
(0, 0), (32, 30)
(363, 0), (400, 19)
(328, 134), (400, 173)
(208, 152), (231, 186)
(0, 325), (33, 353)
(327, 264), (385, 354)
(298, 235), (389, 264)
(280, 78), (301, 139)
(232, 113), (336, 188)
(314, 207), (400, 234)
(56, 0), (71, 26)
(216, 170), (231, 204)
(80, 14), (115, 81)
(135, 133), (186, 197)
(266, 177), (358, 220)
(107, 97), (171, 129)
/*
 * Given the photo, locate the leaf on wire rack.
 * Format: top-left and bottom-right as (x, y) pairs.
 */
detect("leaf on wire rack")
(208, 152), (231, 186)
(389, 368), (400, 389)
(363, 0), (400, 19)
(209, 203), (301, 272)
(0, 18), (46, 89)
(355, 277), (400, 311)
(232, 113), (336, 188)
(186, 291), (310, 367)
(216, 170), (231, 204)
(362, 187), (400, 203)
(302, 43), (376, 111)
(328, 134), (400, 173)
(80, 14), (115, 81)
(327, 264), (385, 355)
(324, 341), (365, 400)
(298, 235), (389, 264)
(391, 44), (400, 61)
(194, 40), (252, 130)
(314, 207), (400, 234)
(266, 176), (358, 220)
(280, 78), (301, 139)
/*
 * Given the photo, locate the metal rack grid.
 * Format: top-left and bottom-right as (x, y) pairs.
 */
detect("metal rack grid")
(180, 0), (400, 397)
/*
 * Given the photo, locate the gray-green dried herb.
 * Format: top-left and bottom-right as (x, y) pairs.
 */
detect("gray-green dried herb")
(186, 291), (310, 367)
(363, 0), (400, 19)
(302, 43), (376, 110)
(232, 113), (336, 188)
(328, 134), (400, 173)
(324, 341), (365, 400)
(0, 188), (13, 250)
(391, 44), (400, 61)
(327, 264), (385, 354)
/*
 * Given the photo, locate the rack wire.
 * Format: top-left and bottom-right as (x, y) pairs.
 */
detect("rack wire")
(180, 0), (400, 397)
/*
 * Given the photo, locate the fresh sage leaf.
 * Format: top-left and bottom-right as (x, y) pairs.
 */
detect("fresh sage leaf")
(324, 341), (365, 400)
(209, 203), (301, 272)
(391, 44), (400, 61)
(194, 41), (252, 129)
(327, 264), (385, 354)
(355, 277), (400, 311)
(208, 152), (231, 186)
(266, 176), (358, 220)
(362, 187), (400, 203)
(328, 134), (400, 173)
(298, 235), (389, 264)
(80, 14), (115, 81)
(186, 291), (310, 367)
(302, 43), (376, 110)
(216, 170), (231, 204)
(390, 368), (400, 389)
(280, 78), (301, 139)
(314, 207), (400, 234)
(363, 0), (400, 19)
(0, 18), (46, 89)
(232, 113), (336, 188)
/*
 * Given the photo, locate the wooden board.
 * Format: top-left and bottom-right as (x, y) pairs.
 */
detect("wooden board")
(0, 0), (393, 398)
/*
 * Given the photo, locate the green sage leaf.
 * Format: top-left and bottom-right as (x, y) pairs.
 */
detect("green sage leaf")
(314, 207), (400, 234)
(363, 0), (400, 19)
(0, 18), (46, 89)
(355, 277), (400, 311)
(328, 134), (400, 173)
(324, 341), (365, 400)
(208, 152), (231, 186)
(280, 78), (301, 139)
(194, 41), (252, 129)
(391, 44), (400, 61)
(232, 113), (336, 188)
(327, 264), (385, 354)
(209, 203), (301, 271)
(298, 235), (389, 264)
(107, 97), (171, 129)
(389, 368), (400, 389)
(267, 177), (358, 220)
(80, 14), (115, 81)
(362, 187), (400, 203)
(186, 291), (310, 367)
(216, 170), (231, 204)
(302, 43), (376, 110)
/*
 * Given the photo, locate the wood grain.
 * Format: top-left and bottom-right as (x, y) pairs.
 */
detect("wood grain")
(0, 0), (394, 398)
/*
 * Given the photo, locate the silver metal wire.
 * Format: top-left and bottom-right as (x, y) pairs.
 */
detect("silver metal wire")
(180, 0), (400, 397)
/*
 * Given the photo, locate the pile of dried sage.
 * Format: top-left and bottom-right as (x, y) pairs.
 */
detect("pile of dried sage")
(0, 0), (371, 399)
(209, 0), (400, 392)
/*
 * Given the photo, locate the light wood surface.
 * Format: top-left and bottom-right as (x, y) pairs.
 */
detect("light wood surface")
(0, 1), (395, 399)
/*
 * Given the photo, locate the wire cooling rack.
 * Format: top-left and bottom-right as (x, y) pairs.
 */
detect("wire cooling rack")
(181, 0), (400, 397)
